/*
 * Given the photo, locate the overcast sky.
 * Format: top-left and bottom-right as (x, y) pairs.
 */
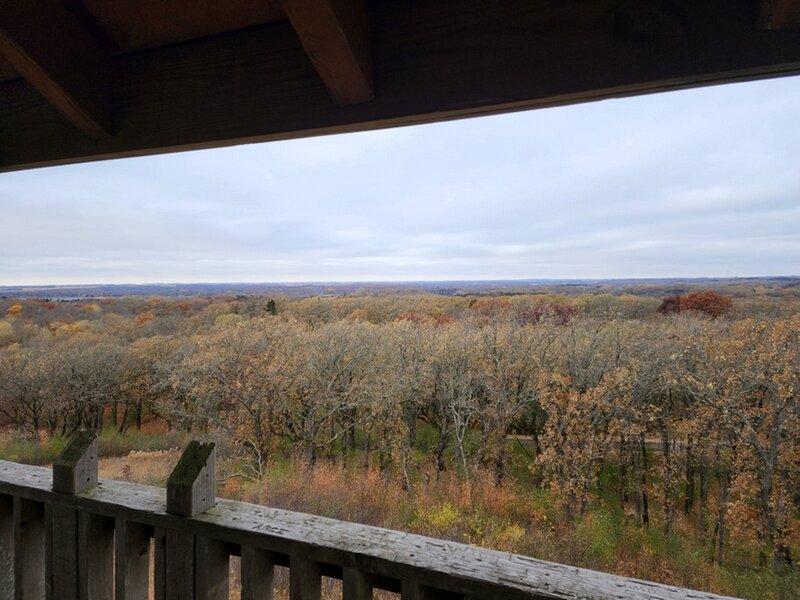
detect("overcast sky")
(1, 77), (799, 285)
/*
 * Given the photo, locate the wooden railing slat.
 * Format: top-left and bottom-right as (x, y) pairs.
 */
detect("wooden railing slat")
(343, 568), (372, 600)
(114, 519), (150, 600)
(79, 512), (114, 600)
(402, 582), (463, 600)
(152, 527), (167, 600)
(166, 529), (196, 599)
(290, 557), (322, 600)
(195, 536), (229, 600)
(43, 505), (52, 600)
(241, 545), (275, 600)
(0, 494), (13, 597)
(49, 505), (79, 599)
(13, 497), (45, 600)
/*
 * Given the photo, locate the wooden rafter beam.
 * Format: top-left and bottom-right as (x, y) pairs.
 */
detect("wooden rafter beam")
(281, 0), (373, 105)
(760, 0), (800, 29)
(0, 0), (111, 138)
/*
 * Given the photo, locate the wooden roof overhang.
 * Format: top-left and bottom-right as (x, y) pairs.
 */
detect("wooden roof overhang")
(1, 0), (799, 173)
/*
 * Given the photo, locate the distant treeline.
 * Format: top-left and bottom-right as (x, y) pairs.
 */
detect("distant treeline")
(0, 290), (798, 570)
(1, 275), (799, 300)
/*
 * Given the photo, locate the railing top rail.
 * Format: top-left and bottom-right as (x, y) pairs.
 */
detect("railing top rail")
(0, 459), (740, 600)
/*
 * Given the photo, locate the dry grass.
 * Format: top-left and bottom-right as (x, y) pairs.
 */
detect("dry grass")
(99, 448), (183, 486)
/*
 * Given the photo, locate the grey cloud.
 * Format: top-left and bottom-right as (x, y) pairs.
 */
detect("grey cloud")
(0, 77), (798, 284)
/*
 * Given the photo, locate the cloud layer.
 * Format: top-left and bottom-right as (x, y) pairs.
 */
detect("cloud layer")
(1, 77), (799, 284)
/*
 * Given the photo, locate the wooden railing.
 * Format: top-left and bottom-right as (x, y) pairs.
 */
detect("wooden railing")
(0, 434), (741, 600)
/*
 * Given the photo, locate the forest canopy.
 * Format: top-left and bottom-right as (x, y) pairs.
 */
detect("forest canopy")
(0, 284), (799, 596)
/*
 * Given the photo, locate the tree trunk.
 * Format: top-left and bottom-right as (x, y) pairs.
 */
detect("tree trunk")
(698, 455), (709, 536)
(618, 435), (628, 511)
(639, 433), (649, 527)
(435, 429), (450, 480)
(118, 403), (129, 433)
(684, 434), (695, 516)
(661, 425), (673, 534)
(363, 431), (371, 470)
(493, 444), (506, 488)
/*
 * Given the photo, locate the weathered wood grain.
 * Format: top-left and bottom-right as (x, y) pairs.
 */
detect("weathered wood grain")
(0, 460), (742, 600)
(2, 0), (800, 171)
(167, 441), (216, 517)
(0, 0), (111, 138)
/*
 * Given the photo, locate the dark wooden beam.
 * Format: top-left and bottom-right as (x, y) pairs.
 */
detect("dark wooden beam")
(1, 0), (800, 171)
(760, 0), (800, 29)
(281, 0), (373, 105)
(0, 0), (111, 138)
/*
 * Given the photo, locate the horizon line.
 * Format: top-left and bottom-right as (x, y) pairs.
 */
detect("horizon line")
(2, 275), (799, 289)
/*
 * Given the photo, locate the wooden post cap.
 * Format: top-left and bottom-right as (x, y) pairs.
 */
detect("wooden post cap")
(52, 430), (98, 494)
(166, 441), (216, 517)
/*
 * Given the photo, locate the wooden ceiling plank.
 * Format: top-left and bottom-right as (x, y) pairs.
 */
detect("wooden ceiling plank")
(760, 0), (800, 29)
(0, 0), (111, 138)
(281, 0), (373, 105)
(79, 0), (286, 53)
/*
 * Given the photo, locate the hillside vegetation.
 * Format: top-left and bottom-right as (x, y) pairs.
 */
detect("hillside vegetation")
(1, 286), (798, 599)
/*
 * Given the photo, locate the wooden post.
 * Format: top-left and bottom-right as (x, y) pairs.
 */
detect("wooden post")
(241, 546), (274, 600)
(52, 431), (97, 495)
(159, 442), (220, 599)
(166, 441), (216, 517)
(0, 494), (13, 597)
(114, 520), (150, 600)
(14, 497), (46, 600)
(49, 431), (112, 600)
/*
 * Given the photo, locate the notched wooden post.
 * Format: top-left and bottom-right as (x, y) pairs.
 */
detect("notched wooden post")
(52, 430), (98, 494)
(49, 431), (112, 600)
(167, 441), (216, 516)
